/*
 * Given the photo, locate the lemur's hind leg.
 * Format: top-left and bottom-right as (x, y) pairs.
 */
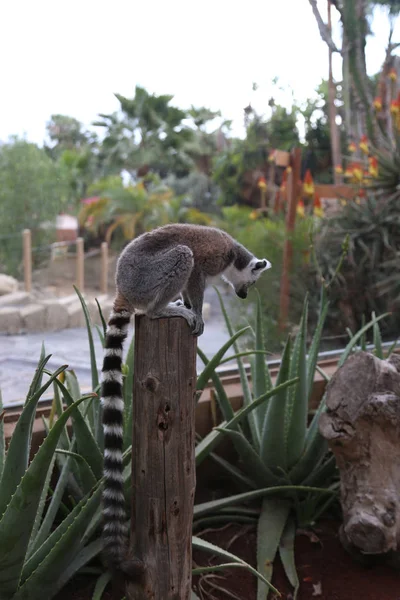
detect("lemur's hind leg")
(144, 245), (201, 335)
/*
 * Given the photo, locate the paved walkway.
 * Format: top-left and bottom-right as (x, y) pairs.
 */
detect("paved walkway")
(0, 286), (234, 406)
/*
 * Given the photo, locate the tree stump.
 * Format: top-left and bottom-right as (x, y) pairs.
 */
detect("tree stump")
(126, 315), (197, 600)
(319, 351), (400, 562)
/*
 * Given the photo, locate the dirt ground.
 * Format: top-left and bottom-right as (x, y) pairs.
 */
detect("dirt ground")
(55, 518), (400, 600)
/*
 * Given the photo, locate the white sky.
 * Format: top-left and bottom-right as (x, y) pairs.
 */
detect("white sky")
(0, 0), (399, 145)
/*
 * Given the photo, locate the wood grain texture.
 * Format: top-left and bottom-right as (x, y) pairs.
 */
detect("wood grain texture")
(127, 314), (197, 600)
(320, 352), (400, 561)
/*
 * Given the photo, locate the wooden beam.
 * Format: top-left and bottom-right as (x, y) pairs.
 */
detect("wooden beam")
(75, 237), (84, 292)
(314, 184), (355, 200)
(100, 241), (108, 294)
(23, 229), (32, 293)
(279, 147), (302, 331)
(127, 315), (197, 600)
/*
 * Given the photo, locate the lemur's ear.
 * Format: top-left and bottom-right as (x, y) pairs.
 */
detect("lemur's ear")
(253, 259), (267, 271)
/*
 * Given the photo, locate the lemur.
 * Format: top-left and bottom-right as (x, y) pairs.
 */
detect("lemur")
(101, 223), (271, 578)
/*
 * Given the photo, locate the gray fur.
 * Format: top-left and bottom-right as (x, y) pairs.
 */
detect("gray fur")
(101, 223), (271, 578)
(116, 223), (271, 336)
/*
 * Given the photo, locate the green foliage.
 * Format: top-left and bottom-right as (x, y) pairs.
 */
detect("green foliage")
(219, 207), (314, 345)
(46, 114), (96, 158)
(263, 105), (299, 151)
(194, 287), (390, 599)
(79, 176), (214, 246)
(93, 86), (195, 178)
(0, 291), (278, 598)
(317, 191), (400, 337)
(0, 138), (69, 275)
(212, 96), (300, 207)
(165, 172), (221, 214)
(0, 352), (97, 600)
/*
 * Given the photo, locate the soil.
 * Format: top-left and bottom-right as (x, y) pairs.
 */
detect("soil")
(192, 519), (400, 600)
(55, 518), (400, 600)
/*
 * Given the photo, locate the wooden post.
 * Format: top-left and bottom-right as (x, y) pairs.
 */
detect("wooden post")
(279, 147), (302, 331)
(76, 237), (84, 292)
(100, 241), (108, 294)
(23, 229), (32, 293)
(327, 0), (342, 184)
(127, 315), (197, 600)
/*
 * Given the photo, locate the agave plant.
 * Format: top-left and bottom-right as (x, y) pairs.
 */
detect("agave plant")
(317, 188), (400, 338)
(0, 287), (280, 600)
(193, 285), (391, 600)
(0, 352), (100, 600)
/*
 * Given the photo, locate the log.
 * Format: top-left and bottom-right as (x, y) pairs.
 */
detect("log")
(319, 351), (400, 561)
(127, 315), (197, 600)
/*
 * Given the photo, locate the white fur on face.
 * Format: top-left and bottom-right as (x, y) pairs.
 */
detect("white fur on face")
(222, 257), (271, 291)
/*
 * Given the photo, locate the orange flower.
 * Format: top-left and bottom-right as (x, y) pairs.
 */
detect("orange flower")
(268, 150), (276, 163)
(390, 99), (399, 114)
(359, 135), (369, 155)
(335, 165), (343, 174)
(345, 162), (364, 183)
(313, 195), (324, 218)
(344, 167), (353, 178)
(389, 68), (397, 81)
(368, 156), (378, 178)
(303, 169), (315, 197)
(373, 97), (383, 111)
(348, 141), (357, 153)
(257, 176), (267, 190)
(249, 210), (258, 220)
(297, 200), (305, 217)
(351, 163), (364, 183)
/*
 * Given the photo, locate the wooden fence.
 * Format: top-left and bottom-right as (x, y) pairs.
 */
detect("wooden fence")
(21, 230), (109, 294)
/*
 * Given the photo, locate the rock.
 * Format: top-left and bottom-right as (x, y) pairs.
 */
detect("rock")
(67, 302), (85, 328)
(0, 307), (22, 334)
(20, 304), (46, 332)
(42, 300), (69, 331)
(319, 351), (400, 560)
(0, 274), (18, 295)
(0, 291), (31, 307)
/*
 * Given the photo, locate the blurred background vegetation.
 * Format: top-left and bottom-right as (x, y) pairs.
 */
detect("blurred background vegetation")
(1, 0), (400, 348)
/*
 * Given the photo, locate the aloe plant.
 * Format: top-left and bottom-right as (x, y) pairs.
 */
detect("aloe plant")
(0, 351), (100, 600)
(194, 286), (391, 600)
(0, 288), (282, 599)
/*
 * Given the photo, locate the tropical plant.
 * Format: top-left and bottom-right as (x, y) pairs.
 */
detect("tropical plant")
(218, 207), (315, 347)
(79, 176), (214, 246)
(316, 190), (400, 337)
(193, 281), (391, 599)
(0, 138), (69, 275)
(0, 352), (99, 600)
(0, 288), (280, 599)
(93, 86), (195, 179)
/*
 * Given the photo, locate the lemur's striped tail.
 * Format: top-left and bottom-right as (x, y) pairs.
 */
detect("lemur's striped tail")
(101, 301), (144, 579)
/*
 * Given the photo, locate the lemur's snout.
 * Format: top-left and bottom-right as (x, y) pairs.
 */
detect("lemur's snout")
(263, 259), (271, 269)
(254, 259), (271, 271)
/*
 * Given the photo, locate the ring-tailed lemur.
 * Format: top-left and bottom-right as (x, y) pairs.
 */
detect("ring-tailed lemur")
(101, 223), (271, 577)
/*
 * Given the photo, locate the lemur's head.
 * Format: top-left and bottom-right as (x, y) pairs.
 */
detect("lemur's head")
(222, 255), (271, 299)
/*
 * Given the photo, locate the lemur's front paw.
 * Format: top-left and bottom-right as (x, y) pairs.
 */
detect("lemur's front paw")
(191, 315), (204, 337)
